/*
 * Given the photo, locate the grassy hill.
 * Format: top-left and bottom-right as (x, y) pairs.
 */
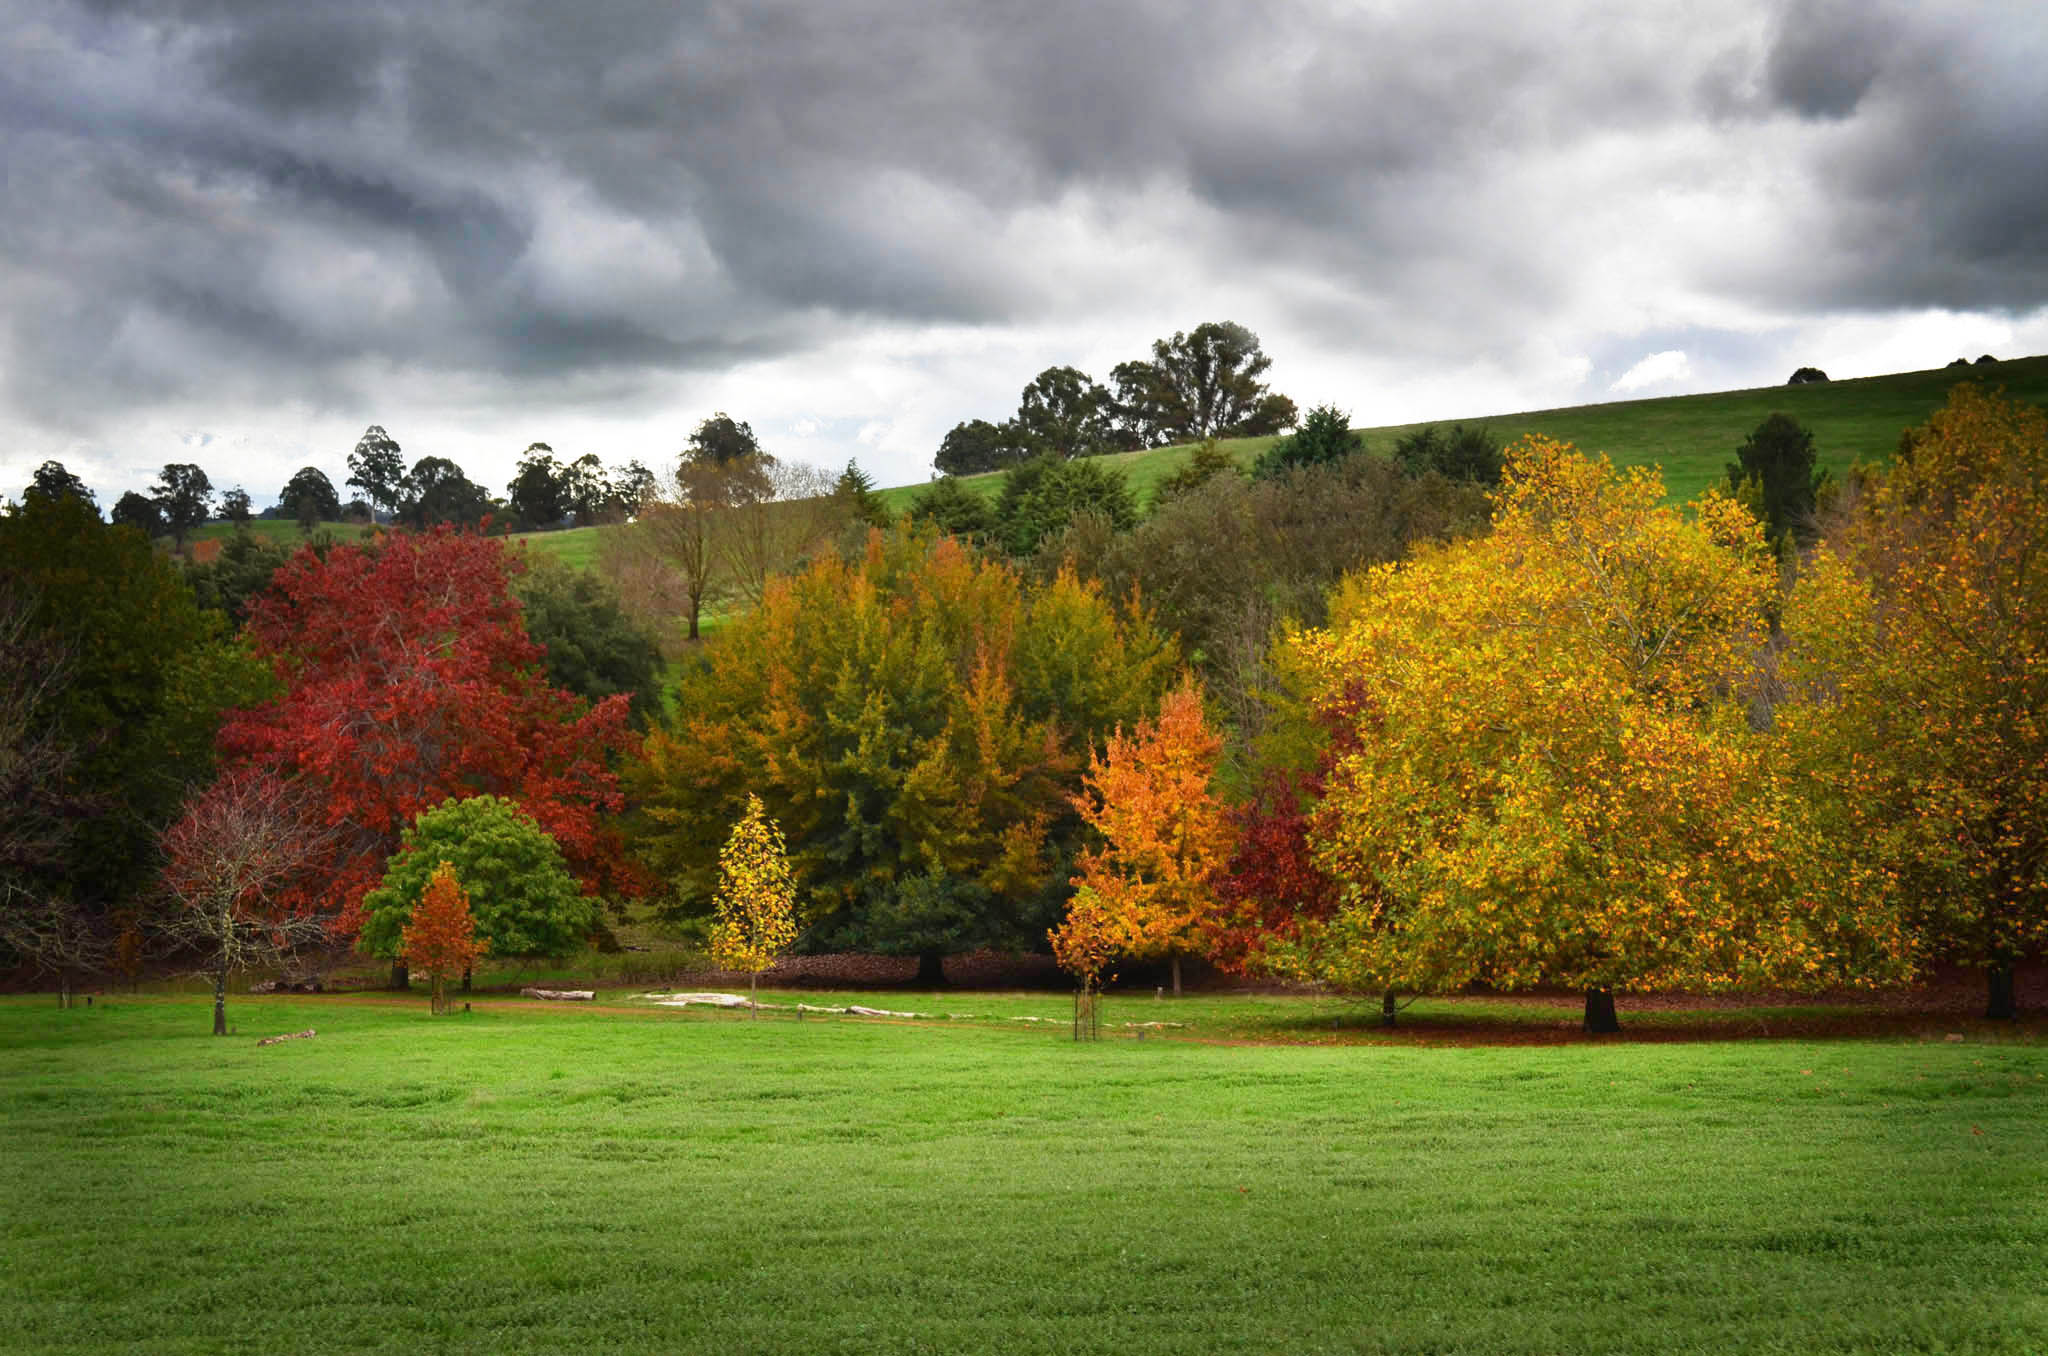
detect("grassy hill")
(879, 354), (2048, 509)
(186, 517), (607, 570)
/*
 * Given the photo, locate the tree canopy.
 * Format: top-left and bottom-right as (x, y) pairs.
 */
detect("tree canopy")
(360, 794), (594, 959)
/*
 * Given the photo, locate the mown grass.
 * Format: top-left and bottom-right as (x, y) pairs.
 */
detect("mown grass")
(4, 995), (2043, 1354)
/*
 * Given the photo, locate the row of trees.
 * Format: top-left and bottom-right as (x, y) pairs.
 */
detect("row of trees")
(3, 385), (2037, 1033)
(934, 322), (1300, 474)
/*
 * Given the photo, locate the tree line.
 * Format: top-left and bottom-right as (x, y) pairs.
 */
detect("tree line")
(1, 368), (2038, 1034)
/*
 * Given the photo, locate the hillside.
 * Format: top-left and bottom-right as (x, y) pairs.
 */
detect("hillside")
(878, 353), (2048, 509)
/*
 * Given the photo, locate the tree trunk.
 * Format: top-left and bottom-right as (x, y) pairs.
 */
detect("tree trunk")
(389, 961), (409, 991)
(461, 965), (471, 994)
(1583, 986), (1621, 1034)
(1986, 963), (2017, 1021)
(213, 967), (228, 1036)
(431, 974), (445, 1016)
(1170, 955), (1182, 998)
(749, 970), (758, 1020)
(914, 951), (946, 987)
(1381, 989), (1398, 1028)
(687, 599), (701, 642)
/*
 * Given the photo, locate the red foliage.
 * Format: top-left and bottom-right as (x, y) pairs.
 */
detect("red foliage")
(1208, 768), (1341, 975)
(218, 526), (639, 934)
(401, 862), (488, 982)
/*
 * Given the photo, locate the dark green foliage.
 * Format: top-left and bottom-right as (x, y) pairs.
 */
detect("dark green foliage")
(1789, 367), (1830, 385)
(614, 460), (659, 515)
(1392, 423), (1504, 486)
(346, 425), (406, 518)
(0, 494), (271, 912)
(399, 456), (495, 528)
(1056, 456), (1489, 737)
(687, 412), (762, 465)
(1013, 366), (1115, 459)
(507, 444), (569, 528)
(185, 532), (295, 624)
(832, 460), (892, 528)
(1252, 403), (1361, 479)
(25, 461), (96, 514)
(277, 467), (341, 529)
(561, 453), (614, 523)
(513, 555), (665, 729)
(150, 463), (213, 547)
(110, 491), (164, 537)
(1151, 440), (1242, 509)
(359, 795), (594, 958)
(1727, 412), (1827, 551)
(906, 476), (995, 541)
(994, 455), (1138, 556)
(934, 418), (1028, 475)
(220, 487), (253, 525)
(1111, 321), (1298, 446)
(833, 871), (1011, 959)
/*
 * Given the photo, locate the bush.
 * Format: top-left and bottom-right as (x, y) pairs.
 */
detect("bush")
(360, 796), (595, 960)
(1787, 367), (1829, 385)
(1252, 404), (1362, 479)
(1392, 424), (1504, 486)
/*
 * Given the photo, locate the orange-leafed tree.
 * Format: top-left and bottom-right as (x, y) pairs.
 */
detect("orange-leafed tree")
(1286, 438), (1913, 1032)
(399, 862), (488, 1015)
(1049, 884), (1127, 1040)
(1780, 385), (2048, 1018)
(1067, 676), (1237, 997)
(710, 794), (799, 1017)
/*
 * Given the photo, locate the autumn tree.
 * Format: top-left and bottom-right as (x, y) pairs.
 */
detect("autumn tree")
(1068, 677), (1236, 996)
(398, 863), (488, 1014)
(1049, 887), (1124, 1040)
(710, 794), (799, 1015)
(629, 526), (1178, 978)
(157, 770), (337, 1034)
(1286, 438), (1911, 1032)
(359, 794), (594, 986)
(218, 526), (635, 961)
(1780, 385), (2048, 1018)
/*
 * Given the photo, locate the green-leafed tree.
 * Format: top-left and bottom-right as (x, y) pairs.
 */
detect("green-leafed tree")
(347, 425), (406, 520)
(1727, 412), (1828, 553)
(151, 463), (214, 548)
(1253, 404), (1361, 479)
(278, 468), (341, 531)
(399, 456), (494, 528)
(934, 419), (1029, 475)
(1393, 424), (1504, 486)
(834, 460), (892, 529)
(507, 444), (569, 529)
(111, 491), (164, 538)
(1111, 322), (1298, 447)
(359, 795), (595, 964)
(25, 462), (97, 515)
(0, 494), (271, 916)
(994, 455), (1138, 557)
(628, 527), (1178, 979)
(185, 532), (296, 624)
(513, 553), (665, 729)
(906, 476), (996, 543)
(1014, 366), (1116, 459)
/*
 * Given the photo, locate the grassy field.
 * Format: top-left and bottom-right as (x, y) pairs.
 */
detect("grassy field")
(4, 995), (2043, 1354)
(879, 354), (2048, 512)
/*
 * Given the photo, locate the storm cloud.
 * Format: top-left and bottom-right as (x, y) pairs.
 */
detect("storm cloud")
(2, 0), (2044, 501)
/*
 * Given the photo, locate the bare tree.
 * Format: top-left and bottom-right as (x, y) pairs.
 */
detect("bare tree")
(716, 460), (843, 607)
(156, 770), (339, 1035)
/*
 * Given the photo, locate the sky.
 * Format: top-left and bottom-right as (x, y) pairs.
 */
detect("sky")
(3, 0), (2045, 510)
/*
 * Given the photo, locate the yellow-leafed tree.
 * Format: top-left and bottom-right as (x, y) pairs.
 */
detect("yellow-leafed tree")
(1780, 385), (2048, 1018)
(710, 794), (799, 1017)
(1286, 437), (1912, 1031)
(1066, 676), (1237, 996)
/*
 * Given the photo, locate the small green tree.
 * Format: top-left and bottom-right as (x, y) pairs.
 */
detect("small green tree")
(1253, 404), (1360, 478)
(710, 794), (799, 1016)
(1393, 424), (1503, 486)
(1727, 412), (1828, 553)
(359, 796), (593, 980)
(906, 476), (995, 541)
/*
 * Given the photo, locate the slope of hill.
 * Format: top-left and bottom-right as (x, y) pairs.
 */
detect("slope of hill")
(879, 354), (2048, 509)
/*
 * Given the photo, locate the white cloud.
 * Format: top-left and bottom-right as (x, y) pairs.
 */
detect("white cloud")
(1610, 350), (1692, 394)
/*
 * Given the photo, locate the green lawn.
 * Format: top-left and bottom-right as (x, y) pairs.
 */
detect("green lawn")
(4, 995), (2043, 1354)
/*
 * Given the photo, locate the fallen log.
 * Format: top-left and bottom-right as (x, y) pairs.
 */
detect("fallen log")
(256, 1029), (316, 1047)
(521, 987), (595, 1002)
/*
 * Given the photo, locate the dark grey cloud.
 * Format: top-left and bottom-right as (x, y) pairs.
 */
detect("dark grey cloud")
(2, 0), (2044, 497)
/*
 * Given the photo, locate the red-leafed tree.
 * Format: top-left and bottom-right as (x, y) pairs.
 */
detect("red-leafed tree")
(217, 526), (638, 956)
(400, 862), (488, 1015)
